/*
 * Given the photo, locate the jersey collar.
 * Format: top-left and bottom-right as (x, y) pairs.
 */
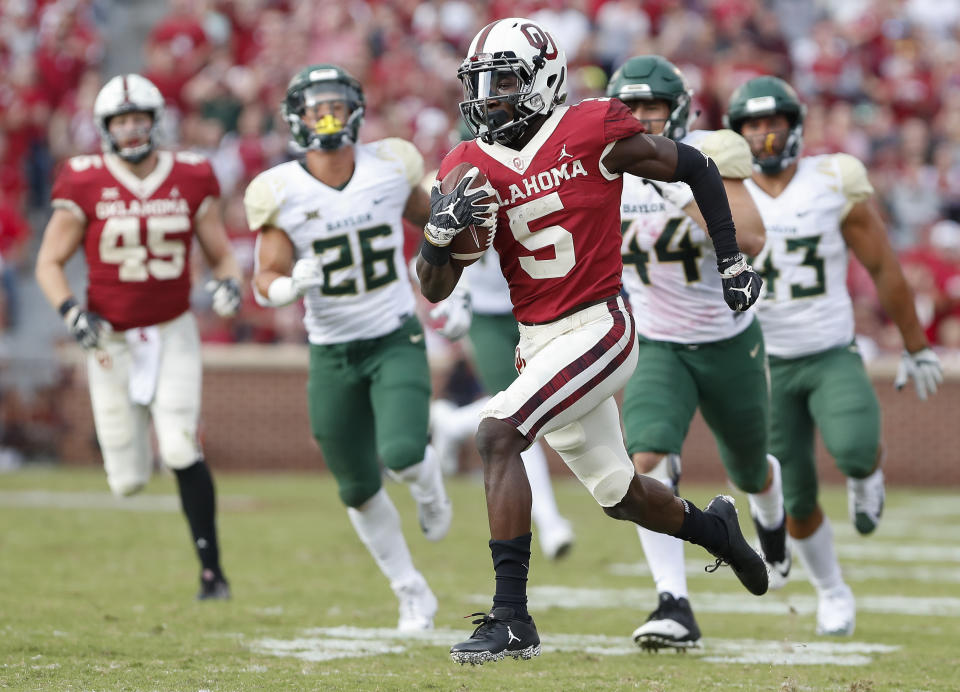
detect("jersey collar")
(103, 151), (174, 200)
(475, 106), (569, 176)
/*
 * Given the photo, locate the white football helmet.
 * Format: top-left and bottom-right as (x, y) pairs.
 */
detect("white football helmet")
(457, 17), (567, 144)
(93, 74), (165, 163)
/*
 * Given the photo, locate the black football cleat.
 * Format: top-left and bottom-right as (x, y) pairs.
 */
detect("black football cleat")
(450, 607), (541, 665)
(632, 592), (701, 651)
(196, 572), (231, 601)
(702, 495), (769, 596)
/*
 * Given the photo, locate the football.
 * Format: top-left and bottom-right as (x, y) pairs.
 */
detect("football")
(439, 162), (497, 267)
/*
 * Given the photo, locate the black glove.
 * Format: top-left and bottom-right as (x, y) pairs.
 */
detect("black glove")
(62, 303), (112, 350)
(718, 253), (763, 312)
(423, 167), (498, 247)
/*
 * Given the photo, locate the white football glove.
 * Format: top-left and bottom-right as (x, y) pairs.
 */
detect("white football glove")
(430, 285), (472, 340)
(291, 257), (326, 296)
(205, 278), (242, 317)
(894, 347), (943, 400)
(423, 167), (498, 247)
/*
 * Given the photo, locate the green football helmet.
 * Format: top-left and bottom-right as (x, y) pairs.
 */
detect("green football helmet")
(282, 64), (365, 152)
(723, 76), (806, 174)
(606, 55), (693, 141)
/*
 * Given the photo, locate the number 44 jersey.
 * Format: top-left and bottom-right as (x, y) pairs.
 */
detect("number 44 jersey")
(51, 151), (220, 330)
(620, 129), (754, 344)
(244, 138), (423, 345)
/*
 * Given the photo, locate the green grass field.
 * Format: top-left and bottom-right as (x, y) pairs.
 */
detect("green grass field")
(1, 467), (957, 691)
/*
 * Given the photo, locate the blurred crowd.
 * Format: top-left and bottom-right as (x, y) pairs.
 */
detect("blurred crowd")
(2, 0), (960, 355)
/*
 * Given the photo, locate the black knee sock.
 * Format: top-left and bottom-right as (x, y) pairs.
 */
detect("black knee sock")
(174, 460), (223, 580)
(673, 498), (728, 555)
(490, 533), (531, 619)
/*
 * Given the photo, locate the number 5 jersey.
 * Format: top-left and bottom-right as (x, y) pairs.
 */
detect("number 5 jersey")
(51, 151), (220, 330)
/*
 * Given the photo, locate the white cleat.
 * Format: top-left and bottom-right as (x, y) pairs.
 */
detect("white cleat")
(538, 518), (574, 560)
(816, 583), (856, 636)
(848, 468), (884, 535)
(396, 579), (438, 632)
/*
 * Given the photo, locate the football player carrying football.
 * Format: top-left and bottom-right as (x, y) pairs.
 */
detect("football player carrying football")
(35, 74), (242, 600)
(245, 64), (450, 632)
(727, 76), (943, 636)
(416, 18), (768, 665)
(608, 55), (789, 651)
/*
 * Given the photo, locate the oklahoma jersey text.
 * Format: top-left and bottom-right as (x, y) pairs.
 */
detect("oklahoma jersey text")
(438, 98), (644, 323)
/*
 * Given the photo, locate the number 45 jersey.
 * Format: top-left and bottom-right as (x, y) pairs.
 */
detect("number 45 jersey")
(620, 129), (754, 344)
(745, 153), (874, 358)
(51, 151), (220, 330)
(244, 138), (423, 345)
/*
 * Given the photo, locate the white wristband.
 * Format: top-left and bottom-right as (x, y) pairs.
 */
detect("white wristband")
(265, 276), (300, 306)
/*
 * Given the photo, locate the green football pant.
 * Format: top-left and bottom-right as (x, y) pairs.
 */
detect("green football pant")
(307, 317), (431, 508)
(768, 343), (881, 521)
(622, 319), (770, 493)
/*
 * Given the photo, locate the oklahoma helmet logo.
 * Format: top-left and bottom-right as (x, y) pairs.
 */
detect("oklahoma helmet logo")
(520, 24), (558, 60)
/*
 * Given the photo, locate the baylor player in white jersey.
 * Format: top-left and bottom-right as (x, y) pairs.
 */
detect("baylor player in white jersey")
(608, 56), (788, 651)
(245, 64), (452, 633)
(726, 76), (943, 637)
(429, 247), (575, 560)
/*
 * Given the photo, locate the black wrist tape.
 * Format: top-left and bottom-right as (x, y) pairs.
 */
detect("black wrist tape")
(671, 142), (740, 260)
(420, 239), (451, 267)
(58, 297), (78, 318)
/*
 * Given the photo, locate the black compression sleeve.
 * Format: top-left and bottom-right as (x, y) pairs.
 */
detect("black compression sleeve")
(671, 141), (740, 260)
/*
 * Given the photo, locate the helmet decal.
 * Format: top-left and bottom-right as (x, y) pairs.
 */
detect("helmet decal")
(457, 18), (568, 145)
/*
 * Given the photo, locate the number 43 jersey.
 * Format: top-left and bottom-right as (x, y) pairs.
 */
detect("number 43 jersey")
(745, 153), (873, 358)
(51, 151), (220, 330)
(620, 129), (754, 344)
(244, 138), (423, 345)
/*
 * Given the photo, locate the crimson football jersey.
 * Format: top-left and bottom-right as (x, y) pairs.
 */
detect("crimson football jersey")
(439, 98), (644, 323)
(51, 151), (220, 330)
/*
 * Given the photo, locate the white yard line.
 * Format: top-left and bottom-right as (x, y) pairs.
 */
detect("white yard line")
(609, 560), (960, 583)
(251, 626), (899, 666)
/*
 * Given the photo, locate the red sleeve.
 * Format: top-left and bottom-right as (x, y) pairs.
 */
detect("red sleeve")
(603, 98), (646, 144)
(50, 160), (77, 204)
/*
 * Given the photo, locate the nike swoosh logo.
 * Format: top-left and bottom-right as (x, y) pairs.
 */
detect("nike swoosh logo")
(749, 343), (761, 359)
(373, 196), (387, 205)
(410, 333), (424, 343)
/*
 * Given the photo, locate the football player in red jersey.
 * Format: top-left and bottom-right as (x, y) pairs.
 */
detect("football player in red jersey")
(416, 18), (767, 664)
(35, 74), (242, 601)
